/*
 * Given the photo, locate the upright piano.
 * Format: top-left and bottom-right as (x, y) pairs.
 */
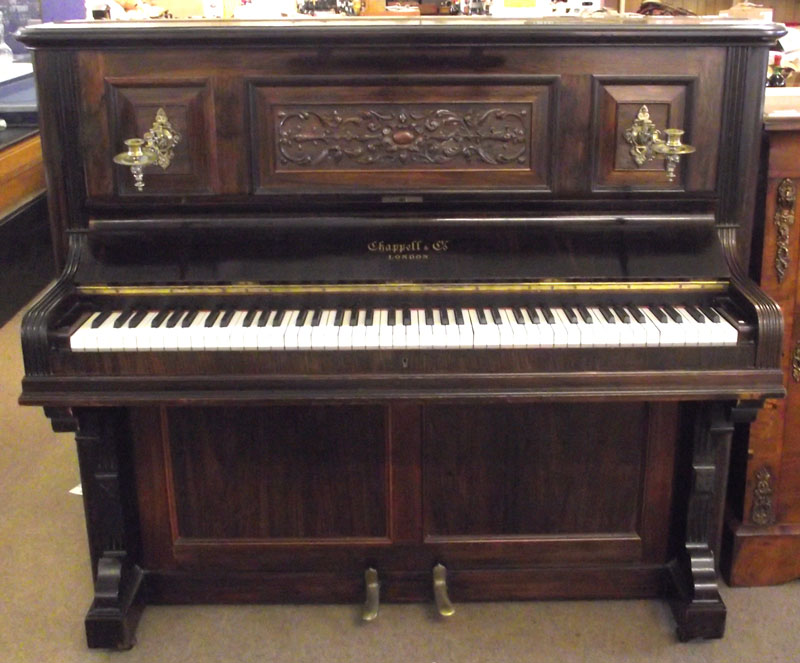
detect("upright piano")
(17, 16), (786, 648)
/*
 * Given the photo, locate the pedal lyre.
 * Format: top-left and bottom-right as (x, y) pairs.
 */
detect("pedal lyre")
(432, 563), (455, 617)
(361, 567), (380, 622)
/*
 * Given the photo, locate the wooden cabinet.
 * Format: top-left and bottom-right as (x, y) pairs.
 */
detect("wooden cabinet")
(724, 118), (800, 586)
(115, 401), (681, 602)
(18, 18), (784, 648)
(74, 47), (722, 204)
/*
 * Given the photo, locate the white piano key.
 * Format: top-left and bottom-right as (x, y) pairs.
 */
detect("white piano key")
(94, 312), (123, 351)
(588, 307), (619, 347)
(419, 309), (435, 349)
(444, 308), (461, 347)
(430, 309), (450, 348)
(226, 310), (248, 350)
(454, 308), (474, 348)
(391, 310), (407, 349)
(276, 310), (299, 349)
(552, 308), (579, 347)
(497, 308), (517, 347)
(337, 310), (354, 350)
(351, 310), (368, 350)
(673, 306), (703, 346)
(405, 309), (421, 349)
(188, 311), (211, 350)
(69, 312), (101, 352)
(642, 307), (683, 346)
(527, 308), (550, 347)
(364, 310), (381, 349)
(709, 307), (740, 345)
(572, 307), (597, 347)
(608, 308), (636, 346)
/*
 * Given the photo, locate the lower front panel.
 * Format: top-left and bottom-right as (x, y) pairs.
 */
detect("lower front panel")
(130, 401), (679, 601)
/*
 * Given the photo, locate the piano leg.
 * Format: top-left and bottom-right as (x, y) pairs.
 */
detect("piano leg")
(62, 408), (145, 649)
(668, 401), (762, 641)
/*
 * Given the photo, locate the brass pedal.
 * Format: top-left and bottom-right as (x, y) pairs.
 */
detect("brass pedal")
(361, 567), (380, 622)
(432, 563), (455, 617)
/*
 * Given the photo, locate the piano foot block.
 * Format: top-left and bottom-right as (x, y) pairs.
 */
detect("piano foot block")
(84, 555), (145, 650)
(670, 600), (726, 642)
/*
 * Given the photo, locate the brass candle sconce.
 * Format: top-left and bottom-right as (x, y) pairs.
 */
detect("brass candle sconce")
(623, 105), (695, 182)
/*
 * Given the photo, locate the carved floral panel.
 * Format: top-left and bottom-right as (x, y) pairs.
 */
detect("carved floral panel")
(274, 104), (531, 172)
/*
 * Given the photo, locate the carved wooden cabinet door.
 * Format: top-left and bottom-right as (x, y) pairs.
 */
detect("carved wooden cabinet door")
(74, 46), (725, 207)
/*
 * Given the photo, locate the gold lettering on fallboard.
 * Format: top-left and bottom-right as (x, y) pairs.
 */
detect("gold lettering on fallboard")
(367, 240), (450, 260)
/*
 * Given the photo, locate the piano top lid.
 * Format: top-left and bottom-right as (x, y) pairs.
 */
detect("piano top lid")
(16, 16), (787, 49)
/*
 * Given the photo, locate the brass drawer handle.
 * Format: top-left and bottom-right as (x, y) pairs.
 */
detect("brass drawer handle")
(624, 105), (696, 183)
(113, 108), (181, 191)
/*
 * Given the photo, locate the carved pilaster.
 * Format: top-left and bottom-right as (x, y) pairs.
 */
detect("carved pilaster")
(793, 339), (800, 383)
(774, 178), (796, 283)
(670, 402), (735, 641)
(74, 409), (144, 649)
(751, 465), (776, 526)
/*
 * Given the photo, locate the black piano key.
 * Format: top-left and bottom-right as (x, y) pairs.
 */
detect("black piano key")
(242, 310), (258, 327)
(562, 307), (578, 324)
(684, 304), (705, 323)
(113, 308), (134, 328)
(270, 310), (285, 327)
(254, 310), (269, 327)
(663, 304), (683, 323)
(612, 305), (630, 323)
(296, 310), (310, 326)
(540, 306), (555, 324)
(334, 309), (345, 326)
(454, 308), (465, 325)
(598, 306), (615, 323)
(166, 309), (185, 328)
(180, 309), (199, 328)
(254, 310), (270, 327)
(699, 305), (721, 323)
(204, 309), (222, 328)
(425, 309), (434, 325)
(489, 308), (502, 325)
(440, 308), (450, 325)
(650, 306), (669, 323)
(628, 306), (646, 324)
(220, 310), (236, 327)
(512, 307), (525, 324)
(576, 306), (592, 324)
(152, 309), (171, 328)
(91, 310), (112, 329)
(348, 309), (359, 326)
(127, 310), (147, 328)
(476, 308), (487, 325)
(402, 308), (411, 326)
(311, 309), (323, 327)
(387, 309), (396, 327)
(365, 309), (374, 326)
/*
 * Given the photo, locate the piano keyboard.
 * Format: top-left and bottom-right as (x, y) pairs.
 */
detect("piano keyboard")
(69, 304), (740, 352)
